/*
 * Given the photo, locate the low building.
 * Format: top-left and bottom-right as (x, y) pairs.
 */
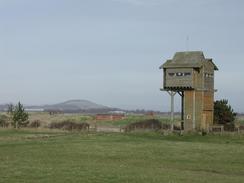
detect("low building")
(95, 114), (125, 121)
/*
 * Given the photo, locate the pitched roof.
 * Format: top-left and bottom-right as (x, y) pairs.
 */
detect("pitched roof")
(159, 51), (218, 70)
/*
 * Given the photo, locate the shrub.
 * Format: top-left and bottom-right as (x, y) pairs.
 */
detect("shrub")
(0, 114), (10, 128)
(214, 99), (236, 125)
(173, 125), (181, 131)
(214, 99), (237, 131)
(161, 123), (171, 130)
(239, 125), (244, 131)
(29, 120), (41, 128)
(124, 119), (161, 132)
(49, 120), (89, 131)
(8, 102), (29, 128)
(223, 123), (235, 131)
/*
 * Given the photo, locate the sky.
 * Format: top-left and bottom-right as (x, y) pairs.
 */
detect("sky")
(0, 0), (244, 112)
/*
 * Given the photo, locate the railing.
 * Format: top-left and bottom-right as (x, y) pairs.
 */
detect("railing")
(209, 125), (224, 133)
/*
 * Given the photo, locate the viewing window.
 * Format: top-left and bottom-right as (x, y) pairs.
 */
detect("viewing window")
(168, 72), (192, 77)
(205, 73), (214, 78)
(176, 72), (183, 76)
(184, 72), (191, 76)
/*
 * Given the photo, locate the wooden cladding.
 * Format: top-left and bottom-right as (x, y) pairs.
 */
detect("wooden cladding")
(203, 92), (214, 111)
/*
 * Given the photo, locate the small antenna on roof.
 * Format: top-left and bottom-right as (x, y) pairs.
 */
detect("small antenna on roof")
(186, 36), (189, 51)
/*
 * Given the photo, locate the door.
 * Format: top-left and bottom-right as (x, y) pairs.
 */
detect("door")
(201, 114), (207, 130)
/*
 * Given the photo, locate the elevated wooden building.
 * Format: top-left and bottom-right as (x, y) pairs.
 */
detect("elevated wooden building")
(160, 51), (218, 131)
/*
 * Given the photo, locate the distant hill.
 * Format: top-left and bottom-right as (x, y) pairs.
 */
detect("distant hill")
(0, 100), (167, 114)
(0, 100), (113, 113)
(43, 99), (110, 112)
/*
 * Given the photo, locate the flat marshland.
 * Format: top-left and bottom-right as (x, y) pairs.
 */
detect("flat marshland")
(0, 129), (244, 183)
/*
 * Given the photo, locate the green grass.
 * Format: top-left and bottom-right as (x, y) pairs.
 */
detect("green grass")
(10, 112), (179, 128)
(96, 115), (147, 126)
(237, 115), (244, 125)
(0, 129), (244, 183)
(96, 115), (180, 127)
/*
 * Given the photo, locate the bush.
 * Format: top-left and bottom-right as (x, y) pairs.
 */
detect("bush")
(124, 119), (162, 132)
(49, 120), (89, 131)
(214, 99), (237, 131)
(173, 125), (181, 131)
(0, 114), (10, 128)
(161, 123), (171, 130)
(224, 123), (235, 131)
(8, 102), (29, 128)
(214, 100), (236, 125)
(239, 125), (244, 131)
(29, 120), (41, 128)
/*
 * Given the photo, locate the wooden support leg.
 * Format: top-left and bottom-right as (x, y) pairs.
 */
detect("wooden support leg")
(177, 91), (184, 131)
(167, 91), (176, 131)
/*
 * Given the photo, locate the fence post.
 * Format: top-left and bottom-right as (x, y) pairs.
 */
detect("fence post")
(221, 125), (224, 135)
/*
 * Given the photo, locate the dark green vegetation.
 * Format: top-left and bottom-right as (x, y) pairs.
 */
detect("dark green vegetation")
(0, 129), (244, 183)
(214, 99), (237, 125)
(8, 102), (29, 128)
(124, 119), (163, 132)
(49, 120), (89, 131)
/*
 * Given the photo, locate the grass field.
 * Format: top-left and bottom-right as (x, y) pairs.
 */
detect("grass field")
(237, 116), (244, 125)
(0, 129), (244, 183)
(4, 112), (243, 128)
(26, 112), (181, 128)
(94, 115), (180, 127)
